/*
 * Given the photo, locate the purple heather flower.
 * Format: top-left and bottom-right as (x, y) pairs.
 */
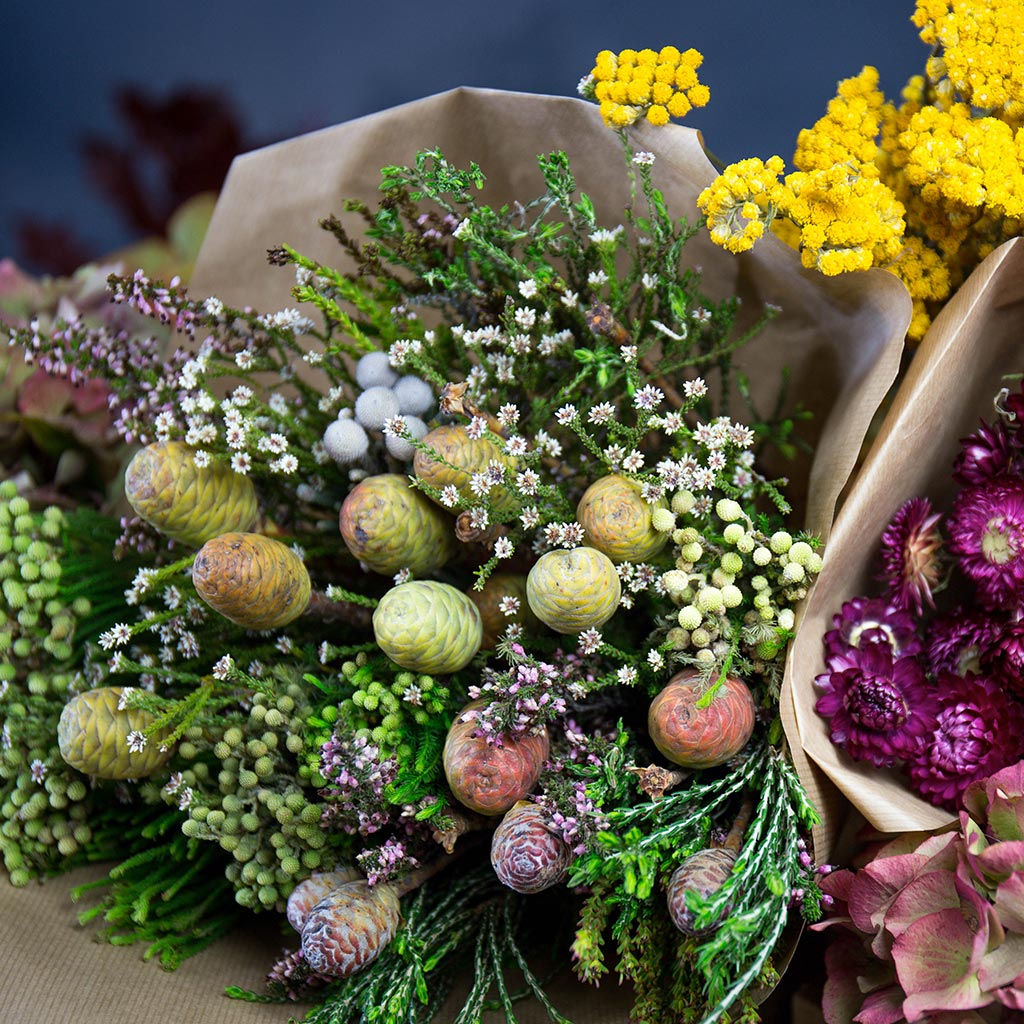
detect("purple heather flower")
(815, 644), (939, 767)
(952, 418), (1021, 486)
(905, 672), (1024, 810)
(946, 481), (1024, 609)
(823, 596), (923, 663)
(878, 497), (943, 614)
(925, 608), (998, 678)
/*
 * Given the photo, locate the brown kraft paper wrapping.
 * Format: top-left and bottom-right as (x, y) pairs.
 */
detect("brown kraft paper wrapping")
(3, 89), (911, 1024)
(785, 236), (1024, 846)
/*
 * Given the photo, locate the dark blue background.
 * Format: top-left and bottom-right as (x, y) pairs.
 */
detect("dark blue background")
(2, 1), (926, 265)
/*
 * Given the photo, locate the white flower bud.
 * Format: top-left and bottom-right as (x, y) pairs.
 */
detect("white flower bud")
(720, 552), (743, 575)
(694, 648), (715, 666)
(355, 351), (399, 389)
(715, 498), (742, 522)
(695, 587), (723, 614)
(753, 547), (772, 566)
(354, 386), (401, 430)
(323, 419), (369, 464)
(392, 375), (434, 416)
(777, 608), (796, 631)
(782, 562), (805, 584)
(722, 523), (745, 545)
(691, 628), (711, 648)
(788, 541), (813, 566)
(661, 570), (690, 598)
(770, 531), (792, 554)
(671, 490), (695, 515)
(806, 553), (824, 575)
(721, 584), (743, 608)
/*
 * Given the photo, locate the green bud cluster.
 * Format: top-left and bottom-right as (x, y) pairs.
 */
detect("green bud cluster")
(170, 675), (339, 913)
(0, 487), (80, 678)
(660, 491), (823, 674)
(330, 653), (449, 763)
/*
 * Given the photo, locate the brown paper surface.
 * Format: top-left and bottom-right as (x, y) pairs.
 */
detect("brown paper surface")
(3, 90), (912, 1024)
(785, 236), (1024, 841)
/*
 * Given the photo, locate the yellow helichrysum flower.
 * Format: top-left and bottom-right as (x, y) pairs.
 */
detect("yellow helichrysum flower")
(697, 156), (786, 254)
(912, 0), (1024, 115)
(794, 67), (886, 173)
(899, 104), (1024, 220)
(788, 165), (905, 275)
(586, 46), (709, 128)
(886, 236), (952, 341)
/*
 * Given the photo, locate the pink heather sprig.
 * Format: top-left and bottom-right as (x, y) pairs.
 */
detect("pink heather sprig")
(319, 733), (399, 836)
(535, 780), (606, 856)
(464, 641), (587, 745)
(355, 837), (420, 887)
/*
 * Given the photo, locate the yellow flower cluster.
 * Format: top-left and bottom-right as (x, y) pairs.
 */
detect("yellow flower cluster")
(697, 157), (786, 253)
(912, 0), (1024, 116)
(793, 67), (886, 173)
(586, 47), (710, 129)
(899, 104), (1024, 219)
(698, 0), (1024, 343)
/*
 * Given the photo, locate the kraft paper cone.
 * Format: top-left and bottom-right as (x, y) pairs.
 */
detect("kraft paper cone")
(4, 90), (910, 1024)
(786, 236), (1024, 841)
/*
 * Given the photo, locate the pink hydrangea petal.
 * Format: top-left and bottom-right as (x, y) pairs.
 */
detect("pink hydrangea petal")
(977, 930), (1024, 992)
(883, 871), (960, 939)
(994, 872), (1024, 933)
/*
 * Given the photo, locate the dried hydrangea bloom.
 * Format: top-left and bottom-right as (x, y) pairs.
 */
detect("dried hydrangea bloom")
(878, 497), (943, 614)
(904, 671), (1024, 810)
(815, 645), (938, 767)
(947, 481), (1024, 609)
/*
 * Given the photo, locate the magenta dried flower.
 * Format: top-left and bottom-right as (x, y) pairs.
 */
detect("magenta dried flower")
(953, 418), (1021, 486)
(926, 609), (999, 678)
(947, 481), (1024, 609)
(978, 610), (1024, 699)
(878, 497), (943, 614)
(905, 672), (1024, 810)
(815, 645), (939, 767)
(823, 596), (923, 662)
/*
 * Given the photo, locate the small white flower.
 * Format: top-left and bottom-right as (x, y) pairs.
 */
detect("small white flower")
(518, 279), (538, 299)
(235, 350), (254, 370)
(126, 731), (147, 754)
(394, 568), (412, 585)
(578, 629), (603, 655)
(560, 290), (579, 309)
(497, 403), (520, 427)
(634, 385), (664, 411)
(203, 296), (225, 317)
(520, 506), (540, 528)
(230, 452), (251, 475)
(498, 596), (520, 617)
(493, 537), (514, 559)
(683, 378), (708, 398)
(622, 451), (645, 473)
(271, 454), (299, 474)
(117, 687), (137, 710)
(616, 666), (638, 685)
(620, 344), (637, 363)
(191, 450), (211, 468)
(555, 404), (577, 425)
(439, 485), (460, 508)
(30, 759), (47, 784)
(632, 151), (655, 166)
(177, 786), (194, 811)
(99, 623), (132, 650)
(587, 270), (609, 288)
(641, 273), (659, 291)
(647, 649), (665, 671)
(212, 655), (234, 680)
(452, 217), (472, 239)
(514, 307), (536, 330)
(588, 402), (615, 425)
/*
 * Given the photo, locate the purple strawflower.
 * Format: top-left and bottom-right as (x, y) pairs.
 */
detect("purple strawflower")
(823, 596), (923, 663)
(878, 497), (943, 614)
(952, 418), (1020, 486)
(946, 481), (1024, 609)
(905, 672), (1024, 810)
(925, 608), (998, 678)
(978, 610), (1024, 699)
(815, 645), (939, 767)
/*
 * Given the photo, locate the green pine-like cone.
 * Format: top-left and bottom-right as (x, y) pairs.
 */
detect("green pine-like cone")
(339, 474), (457, 577)
(372, 580), (482, 674)
(57, 687), (173, 780)
(124, 440), (258, 547)
(526, 546), (621, 634)
(576, 474), (669, 564)
(413, 425), (518, 512)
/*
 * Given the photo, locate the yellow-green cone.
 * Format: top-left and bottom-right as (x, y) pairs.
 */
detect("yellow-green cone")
(526, 546), (621, 634)
(192, 532), (311, 630)
(413, 425), (517, 512)
(57, 687), (172, 780)
(339, 474), (456, 577)
(577, 474), (669, 563)
(125, 441), (258, 547)
(373, 580), (482, 674)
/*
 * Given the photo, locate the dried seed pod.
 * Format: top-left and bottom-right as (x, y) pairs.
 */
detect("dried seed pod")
(372, 581), (482, 674)
(666, 796), (752, 935)
(125, 440), (258, 547)
(666, 848), (738, 935)
(466, 573), (538, 648)
(300, 880), (401, 978)
(576, 474), (669, 564)
(57, 686), (173, 780)
(443, 702), (549, 816)
(286, 866), (362, 932)
(648, 669), (756, 769)
(193, 532), (311, 630)
(526, 546), (621, 634)
(339, 474), (456, 577)
(490, 801), (572, 893)
(413, 424), (517, 512)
